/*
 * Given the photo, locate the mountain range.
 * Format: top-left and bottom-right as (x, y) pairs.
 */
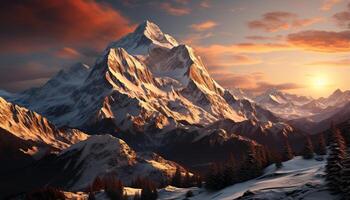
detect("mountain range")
(1, 20), (350, 198)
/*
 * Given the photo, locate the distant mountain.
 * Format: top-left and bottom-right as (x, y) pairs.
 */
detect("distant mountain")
(2, 21), (294, 152)
(253, 89), (314, 120)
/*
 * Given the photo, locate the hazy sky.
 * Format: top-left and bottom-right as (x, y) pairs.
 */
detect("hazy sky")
(0, 0), (349, 97)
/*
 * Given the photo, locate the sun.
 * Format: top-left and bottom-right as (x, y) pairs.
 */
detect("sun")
(312, 75), (328, 89)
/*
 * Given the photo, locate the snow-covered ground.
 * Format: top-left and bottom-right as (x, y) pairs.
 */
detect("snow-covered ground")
(158, 156), (338, 200)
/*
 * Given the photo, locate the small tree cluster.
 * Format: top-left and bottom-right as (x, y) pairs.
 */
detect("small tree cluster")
(205, 145), (270, 191)
(131, 177), (158, 200)
(88, 175), (127, 200)
(170, 167), (201, 188)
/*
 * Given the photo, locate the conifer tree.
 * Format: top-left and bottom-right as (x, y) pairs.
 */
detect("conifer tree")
(341, 150), (350, 198)
(171, 167), (182, 187)
(326, 126), (346, 193)
(222, 154), (236, 186)
(183, 172), (191, 188)
(240, 144), (261, 181)
(282, 138), (294, 161)
(316, 134), (327, 156)
(302, 136), (314, 159)
(205, 163), (224, 190)
(140, 180), (158, 200)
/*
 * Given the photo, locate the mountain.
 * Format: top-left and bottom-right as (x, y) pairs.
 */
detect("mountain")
(43, 135), (186, 190)
(0, 97), (88, 162)
(254, 89), (314, 120)
(1, 21), (295, 153)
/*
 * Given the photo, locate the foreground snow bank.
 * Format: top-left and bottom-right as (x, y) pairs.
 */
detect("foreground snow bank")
(158, 156), (338, 200)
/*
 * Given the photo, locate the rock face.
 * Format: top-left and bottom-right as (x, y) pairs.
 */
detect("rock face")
(2, 21), (294, 150)
(0, 97), (88, 160)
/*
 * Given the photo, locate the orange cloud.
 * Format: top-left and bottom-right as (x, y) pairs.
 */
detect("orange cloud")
(193, 42), (293, 69)
(287, 30), (350, 52)
(190, 21), (218, 31)
(0, 0), (135, 53)
(320, 0), (342, 11)
(245, 35), (284, 41)
(160, 2), (191, 16)
(54, 47), (81, 59)
(196, 43), (293, 54)
(248, 12), (322, 32)
(211, 72), (304, 93)
(308, 58), (350, 67)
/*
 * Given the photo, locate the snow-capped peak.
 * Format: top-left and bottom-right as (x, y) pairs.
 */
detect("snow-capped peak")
(107, 20), (178, 55)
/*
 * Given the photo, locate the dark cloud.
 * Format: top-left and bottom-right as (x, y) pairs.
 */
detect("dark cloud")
(333, 3), (350, 28)
(248, 11), (321, 32)
(0, 0), (135, 53)
(287, 30), (350, 52)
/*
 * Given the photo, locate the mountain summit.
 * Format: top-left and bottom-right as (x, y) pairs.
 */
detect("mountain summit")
(107, 20), (178, 55)
(3, 21), (294, 150)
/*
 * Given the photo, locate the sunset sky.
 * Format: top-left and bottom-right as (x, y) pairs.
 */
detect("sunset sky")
(0, 0), (349, 98)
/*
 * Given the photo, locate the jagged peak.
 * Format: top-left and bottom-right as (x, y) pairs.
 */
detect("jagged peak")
(107, 20), (178, 55)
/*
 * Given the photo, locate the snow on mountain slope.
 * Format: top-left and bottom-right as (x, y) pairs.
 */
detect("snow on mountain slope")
(55, 134), (185, 190)
(1, 20), (294, 149)
(0, 97), (88, 158)
(254, 89), (314, 120)
(158, 156), (335, 200)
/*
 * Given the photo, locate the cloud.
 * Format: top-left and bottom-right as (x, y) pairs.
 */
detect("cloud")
(193, 42), (294, 68)
(307, 58), (350, 67)
(0, 62), (55, 85)
(287, 30), (350, 52)
(200, 1), (211, 8)
(333, 3), (350, 28)
(54, 47), (82, 59)
(190, 21), (218, 31)
(320, 0), (342, 11)
(195, 43), (293, 54)
(0, 0), (135, 53)
(202, 53), (261, 68)
(183, 32), (214, 45)
(248, 12), (322, 32)
(160, 2), (191, 16)
(210, 72), (304, 93)
(245, 35), (284, 41)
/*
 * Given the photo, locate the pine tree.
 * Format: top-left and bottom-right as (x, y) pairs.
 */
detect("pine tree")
(140, 180), (158, 200)
(222, 154), (236, 186)
(316, 134), (327, 156)
(183, 172), (192, 188)
(171, 167), (182, 187)
(326, 127), (346, 193)
(205, 163), (224, 190)
(341, 150), (350, 198)
(282, 138), (294, 161)
(302, 136), (314, 159)
(240, 144), (262, 181)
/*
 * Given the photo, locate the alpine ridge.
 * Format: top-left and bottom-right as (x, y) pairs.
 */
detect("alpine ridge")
(1, 20), (300, 164)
